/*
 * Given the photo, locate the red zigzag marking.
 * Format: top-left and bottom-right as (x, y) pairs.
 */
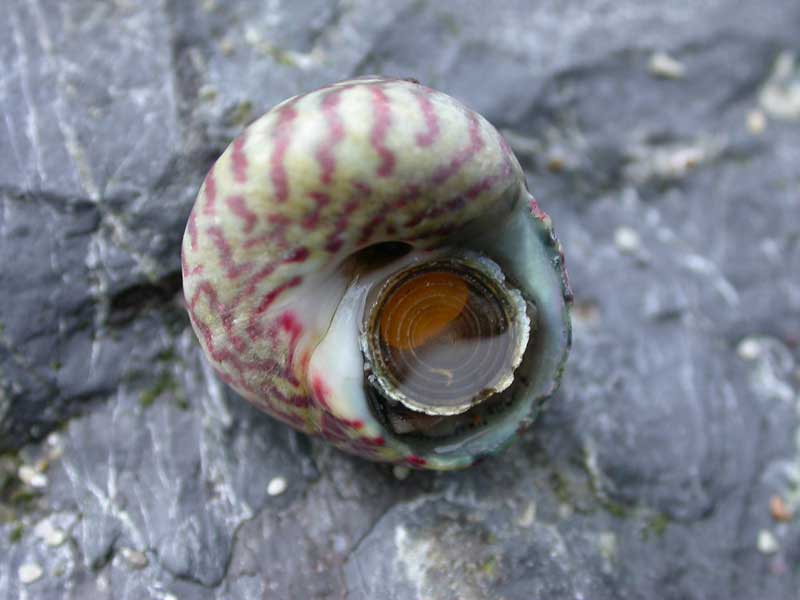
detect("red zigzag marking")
(370, 87), (396, 177)
(414, 91), (440, 147)
(181, 249), (203, 279)
(242, 213), (291, 252)
(277, 311), (303, 386)
(312, 379), (366, 433)
(187, 210), (199, 250)
(431, 111), (484, 185)
(270, 104), (298, 203)
(226, 195), (257, 234)
(357, 185), (419, 245)
(190, 285), (314, 404)
(241, 246), (309, 301)
(202, 168), (217, 215)
(231, 133), (248, 183)
(311, 374), (332, 413)
(326, 196), (360, 253)
(316, 89), (345, 185)
(207, 225), (253, 279)
(189, 242), (310, 366)
(358, 109), (484, 242)
(246, 275), (303, 341)
(404, 161), (512, 228)
(302, 192), (331, 231)
(259, 379), (310, 410)
(189, 281), (249, 355)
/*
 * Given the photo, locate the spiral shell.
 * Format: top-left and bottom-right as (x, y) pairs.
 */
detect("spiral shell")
(182, 77), (571, 470)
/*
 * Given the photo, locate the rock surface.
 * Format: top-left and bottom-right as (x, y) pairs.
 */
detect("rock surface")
(1, 0), (799, 598)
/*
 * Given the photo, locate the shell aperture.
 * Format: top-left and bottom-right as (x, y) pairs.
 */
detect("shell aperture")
(181, 77), (571, 470)
(363, 254), (531, 418)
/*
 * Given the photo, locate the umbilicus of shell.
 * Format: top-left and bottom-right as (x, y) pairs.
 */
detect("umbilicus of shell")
(182, 77), (572, 470)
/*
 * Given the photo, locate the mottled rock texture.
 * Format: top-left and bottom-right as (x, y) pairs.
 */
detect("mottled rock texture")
(1, 1), (799, 598)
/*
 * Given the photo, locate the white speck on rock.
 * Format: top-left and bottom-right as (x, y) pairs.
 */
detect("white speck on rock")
(244, 26), (260, 46)
(517, 502), (536, 527)
(757, 529), (780, 554)
(33, 518), (66, 547)
(597, 531), (618, 573)
(743, 338), (796, 403)
(97, 574), (109, 591)
(46, 431), (63, 450)
(746, 109), (767, 134)
(268, 476), (287, 496)
(333, 533), (348, 553)
(648, 51), (686, 79)
(120, 547), (149, 569)
(625, 139), (722, 183)
(760, 238), (781, 261)
(18, 465), (47, 488)
(393, 465), (411, 480)
(220, 38), (235, 55)
(614, 227), (641, 254)
(18, 563), (43, 584)
(737, 338), (763, 361)
(759, 52), (800, 121)
(682, 253), (740, 307)
(198, 84), (218, 103)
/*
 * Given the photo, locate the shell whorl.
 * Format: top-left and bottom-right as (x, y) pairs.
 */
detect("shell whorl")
(182, 77), (528, 468)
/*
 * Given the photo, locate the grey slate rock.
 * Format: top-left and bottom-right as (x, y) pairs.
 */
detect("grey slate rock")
(1, 0), (799, 598)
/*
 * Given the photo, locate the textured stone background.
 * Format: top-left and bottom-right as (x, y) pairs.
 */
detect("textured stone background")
(1, 1), (799, 598)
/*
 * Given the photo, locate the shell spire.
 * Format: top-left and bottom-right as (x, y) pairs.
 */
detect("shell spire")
(182, 77), (571, 470)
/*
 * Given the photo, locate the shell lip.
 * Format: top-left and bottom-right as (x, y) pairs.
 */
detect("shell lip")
(361, 253), (531, 418)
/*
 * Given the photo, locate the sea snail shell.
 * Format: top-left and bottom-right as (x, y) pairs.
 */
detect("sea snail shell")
(182, 77), (571, 470)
